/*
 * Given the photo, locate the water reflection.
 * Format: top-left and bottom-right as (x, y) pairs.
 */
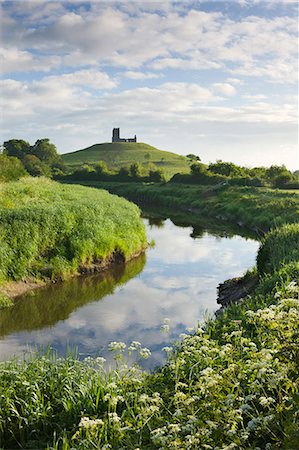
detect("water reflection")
(0, 218), (259, 369)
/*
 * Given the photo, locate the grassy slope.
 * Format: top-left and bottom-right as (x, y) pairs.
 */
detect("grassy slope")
(61, 142), (190, 179)
(0, 177), (146, 289)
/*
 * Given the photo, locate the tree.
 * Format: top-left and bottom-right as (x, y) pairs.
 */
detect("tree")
(148, 169), (166, 183)
(94, 161), (109, 177)
(3, 139), (31, 160)
(208, 160), (244, 177)
(190, 162), (207, 175)
(30, 139), (59, 165)
(22, 155), (51, 177)
(130, 163), (143, 180)
(273, 172), (293, 188)
(187, 154), (201, 162)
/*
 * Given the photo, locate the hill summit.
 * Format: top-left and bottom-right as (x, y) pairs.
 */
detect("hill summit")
(61, 141), (190, 179)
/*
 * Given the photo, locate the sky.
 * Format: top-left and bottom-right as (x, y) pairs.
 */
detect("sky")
(1, 0), (298, 169)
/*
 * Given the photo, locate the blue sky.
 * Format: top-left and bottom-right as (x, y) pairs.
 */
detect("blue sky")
(1, 0), (298, 169)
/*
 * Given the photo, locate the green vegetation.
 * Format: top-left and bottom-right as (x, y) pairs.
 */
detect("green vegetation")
(3, 139), (66, 178)
(0, 154), (28, 181)
(69, 181), (299, 233)
(61, 142), (190, 179)
(0, 177), (146, 288)
(0, 225), (298, 449)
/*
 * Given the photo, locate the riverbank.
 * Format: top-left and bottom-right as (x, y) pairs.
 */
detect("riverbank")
(0, 178), (147, 304)
(65, 181), (299, 235)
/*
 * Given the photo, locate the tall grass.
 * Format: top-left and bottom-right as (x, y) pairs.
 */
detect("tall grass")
(0, 177), (147, 285)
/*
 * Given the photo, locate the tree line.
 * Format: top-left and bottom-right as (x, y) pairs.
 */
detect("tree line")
(1, 139), (298, 189)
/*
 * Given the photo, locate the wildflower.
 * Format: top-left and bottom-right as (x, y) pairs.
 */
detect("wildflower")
(160, 318), (170, 333)
(108, 412), (121, 424)
(162, 346), (173, 353)
(286, 280), (298, 293)
(259, 396), (275, 407)
(128, 341), (141, 351)
(108, 341), (126, 351)
(139, 347), (151, 359)
(95, 357), (106, 365)
(78, 416), (104, 429)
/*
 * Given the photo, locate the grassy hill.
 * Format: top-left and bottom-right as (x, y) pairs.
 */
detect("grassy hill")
(61, 142), (190, 179)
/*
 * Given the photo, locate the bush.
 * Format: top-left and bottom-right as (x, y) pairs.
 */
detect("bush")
(0, 154), (28, 181)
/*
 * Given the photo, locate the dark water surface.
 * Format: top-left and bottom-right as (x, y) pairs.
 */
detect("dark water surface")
(0, 217), (259, 369)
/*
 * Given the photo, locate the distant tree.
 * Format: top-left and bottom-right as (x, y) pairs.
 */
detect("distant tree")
(187, 154), (201, 162)
(118, 166), (130, 180)
(94, 161), (109, 177)
(208, 160), (244, 177)
(190, 162), (207, 175)
(273, 172), (293, 188)
(30, 139), (59, 165)
(265, 165), (292, 183)
(144, 152), (151, 161)
(3, 139), (31, 160)
(23, 155), (51, 177)
(130, 163), (143, 180)
(148, 169), (166, 183)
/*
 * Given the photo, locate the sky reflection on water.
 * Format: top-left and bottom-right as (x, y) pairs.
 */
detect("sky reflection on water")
(0, 218), (259, 369)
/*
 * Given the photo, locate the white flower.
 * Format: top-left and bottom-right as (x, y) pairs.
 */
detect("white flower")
(78, 416), (104, 429)
(259, 396), (275, 407)
(108, 341), (126, 351)
(162, 346), (173, 353)
(108, 412), (121, 424)
(139, 347), (151, 359)
(128, 341), (141, 351)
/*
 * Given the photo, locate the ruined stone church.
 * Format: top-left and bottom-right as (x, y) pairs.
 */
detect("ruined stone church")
(112, 128), (137, 143)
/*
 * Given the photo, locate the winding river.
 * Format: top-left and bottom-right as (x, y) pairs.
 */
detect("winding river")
(0, 214), (259, 369)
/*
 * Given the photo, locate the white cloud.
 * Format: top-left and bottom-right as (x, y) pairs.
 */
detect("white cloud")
(212, 83), (236, 96)
(123, 71), (163, 80)
(1, 3), (297, 83)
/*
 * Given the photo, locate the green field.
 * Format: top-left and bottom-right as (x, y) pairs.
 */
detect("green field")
(61, 142), (190, 179)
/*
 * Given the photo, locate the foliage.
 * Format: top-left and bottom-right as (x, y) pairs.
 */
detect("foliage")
(3, 139), (31, 160)
(0, 293), (13, 309)
(208, 160), (245, 177)
(186, 153), (201, 161)
(30, 139), (60, 165)
(0, 178), (146, 284)
(257, 223), (299, 275)
(3, 139), (64, 178)
(23, 154), (51, 177)
(0, 154), (28, 181)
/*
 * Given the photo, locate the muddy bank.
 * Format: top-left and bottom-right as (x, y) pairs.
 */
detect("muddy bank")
(216, 273), (259, 313)
(0, 248), (146, 301)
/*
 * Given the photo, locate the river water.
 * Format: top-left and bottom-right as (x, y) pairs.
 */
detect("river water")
(0, 216), (259, 369)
